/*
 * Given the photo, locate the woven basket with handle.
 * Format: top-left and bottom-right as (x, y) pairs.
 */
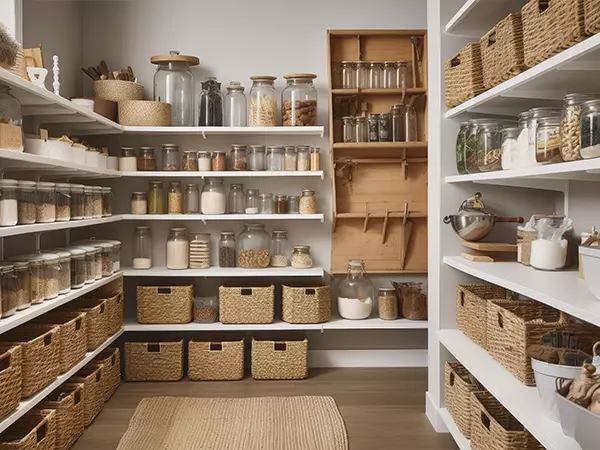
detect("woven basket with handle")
(251, 334), (308, 380)
(93, 80), (144, 102)
(69, 363), (104, 426)
(444, 42), (486, 108)
(0, 409), (56, 450)
(188, 335), (245, 381)
(219, 285), (274, 324)
(102, 292), (123, 335)
(136, 285), (193, 324)
(282, 285), (331, 324)
(0, 345), (21, 421)
(41, 383), (84, 450)
(95, 276), (123, 298)
(60, 298), (108, 351)
(92, 347), (120, 402)
(444, 361), (486, 439)
(124, 340), (183, 381)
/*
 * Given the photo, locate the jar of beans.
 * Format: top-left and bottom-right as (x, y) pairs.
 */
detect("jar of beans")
(377, 288), (398, 320)
(229, 144), (248, 171)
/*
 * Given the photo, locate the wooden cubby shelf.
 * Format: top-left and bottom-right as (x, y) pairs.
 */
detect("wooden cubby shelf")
(332, 88), (427, 95)
(332, 142), (427, 150)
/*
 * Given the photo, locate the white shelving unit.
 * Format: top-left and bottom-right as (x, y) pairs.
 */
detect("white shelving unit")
(121, 126), (325, 137)
(120, 170), (325, 179)
(445, 0), (527, 38)
(121, 213), (325, 222)
(122, 266), (325, 277)
(0, 216), (122, 238)
(438, 408), (470, 450)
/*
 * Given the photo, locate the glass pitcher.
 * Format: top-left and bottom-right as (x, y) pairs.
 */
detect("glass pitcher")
(337, 260), (374, 320)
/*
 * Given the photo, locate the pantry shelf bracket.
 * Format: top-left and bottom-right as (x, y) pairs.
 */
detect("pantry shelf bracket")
(201, 131), (206, 140)
(381, 208), (390, 244)
(201, 219), (207, 226)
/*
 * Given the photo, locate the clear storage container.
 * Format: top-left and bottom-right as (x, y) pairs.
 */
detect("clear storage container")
(67, 247), (86, 288)
(137, 146), (157, 171)
(355, 116), (367, 142)
(41, 253), (60, 299)
(133, 226), (152, 269)
(103, 239), (121, 272)
(403, 103), (418, 142)
(465, 119), (495, 173)
(245, 189), (260, 214)
(396, 61), (408, 92)
(288, 196), (299, 214)
(224, 81), (247, 127)
(561, 94), (598, 161)
(270, 230), (290, 267)
(11, 255), (43, 304)
(342, 116), (356, 142)
(167, 181), (183, 214)
(368, 114), (379, 142)
(91, 186), (102, 218)
(378, 113), (391, 142)
(198, 77), (223, 126)
(260, 193), (274, 214)
(266, 146), (284, 171)
(0, 179), (18, 227)
(378, 288), (398, 320)
(249, 76), (277, 126)
(275, 194), (288, 214)
(228, 183), (245, 214)
(185, 183), (200, 214)
(119, 147), (137, 171)
(36, 181), (56, 223)
(383, 62), (397, 89)
(284, 146), (297, 171)
(0, 264), (18, 317)
(299, 190), (317, 214)
(219, 231), (236, 268)
(13, 261), (30, 310)
(102, 187), (113, 217)
(201, 178), (226, 214)
(91, 242), (113, 277)
(182, 151), (198, 171)
(282, 74), (317, 127)
(131, 192), (147, 214)
(17, 180), (36, 225)
(83, 186), (93, 219)
(167, 228), (189, 270)
(476, 123), (503, 172)
(528, 108), (561, 165)
(238, 223), (270, 268)
(74, 247), (94, 284)
(46, 249), (71, 294)
(198, 151), (211, 171)
(368, 62), (382, 89)
(291, 245), (313, 269)
(354, 62), (368, 89)
(70, 184), (84, 220)
(391, 104), (404, 142)
(148, 181), (164, 214)
(162, 143), (179, 171)
(341, 61), (355, 89)
(581, 99), (600, 159)
(189, 232), (210, 269)
(194, 296), (218, 323)
(229, 144), (248, 171)
(248, 145), (266, 171)
(0, 86), (23, 151)
(501, 127), (519, 170)
(455, 122), (469, 174)
(310, 147), (321, 171)
(297, 145), (310, 171)
(337, 260), (374, 320)
(211, 151), (227, 171)
(536, 117), (562, 164)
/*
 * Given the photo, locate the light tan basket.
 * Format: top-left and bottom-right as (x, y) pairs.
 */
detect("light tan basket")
(0, 345), (22, 421)
(94, 276), (123, 298)
(471, 391), (544, 450)
(444, 42), (486, 108)
(118, 100), (171, 126)
(444, 361), (486, 439)
(92, 347), (120, 402)
(480, 13), (527, 89)
(61, 298), (108, 351)
(104, 292), (124, 335)
(124, 340), (183, 381)
(33, 312), (87, 373)
(585, 0), (600, 34)
(0, 325), (60, 398)
(41, 383), (84, 450)
(219, 285), (274, 324)
(0, 409), (56, 450)
(189, 335), (245, 381)
(251, 334), (308, 380)
(136, 284), (193, 324)
(282, 285), (331, 324)
(69, 364), (104, 426)
(93, 80), (144, 102)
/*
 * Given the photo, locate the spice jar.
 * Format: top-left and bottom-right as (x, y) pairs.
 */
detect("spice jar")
(54, 183), (71, 222)
(91, 186), (103, 218)
(0, 86), (23, 151)
(291, 245), (313, 269)
(248, 145), (266, 171)
(536, 117), (562, 164)
(391, 104), (405, 142)
(337, 260), (374, 320)
(133, 226), (152, 269)
(368, 62), (382, 89)
(275, 194), (288, 214)
(119, 147), (137, 171)
(67, 247), (86, 289)
(36, 181), (56, 224)
(581, 99), (600, 159)
(228, 183), (245, 214)
(17, 180), (36, 225)
(249, 76), (277, 126)
(0, 179), (17, 227)
(270, 230), (290, 267)
(189, 232), (210, 269)
(201, 177), (226, 214)
(198, 77), (223, 126)
(260, 193), (274, 214)
(161, 144), (179, 171)
(131, 192), (147, 214)
(198, 151), (211, 171)
(0, 264), (18, 317)
(182, 150), (199, 171)
(245, 189), (260, 214)
(267, 146), (284, 171)
(501, 127), (519, 170)
(237, 223), (270, 268)
(378, 288), (398, 320)
(83, 186), (93, 219)
(383, 62), (398, 89)
(194, 296), (218, 323)
(167, 181), (183, 214)
(284, 146), (297, 171)
(403, 103), (418, 142)
(229, 144), (248, 171)
(299, 190), (317, 214)
(166, 228), (189, 270)
(297, 145), (310, 171)
(12, 260), (30, 310)
(561, 94), (597, 161)
(219, 232), (236, 268)
(355, 62), (368, 89)
(148, 181), (164, 214)
(282, 74), (318, 126)
(310, 147), (321, 171)
(224, 81), (247, 127)
(342, 116), (356, 143)
(397, 282), (427, 320)
(368, 114), (379, 142)
(211, 151), (227, 171)
(476, 123), (502, 172)
(47, 249), (71, 294)
(137, 146), (157, 171)
(355, 116), (367, 142)
(101, 187), (113, 217)
(341, 61), (355, 89)
(288, 196), (299, 214)
(378, 113), (391, 142)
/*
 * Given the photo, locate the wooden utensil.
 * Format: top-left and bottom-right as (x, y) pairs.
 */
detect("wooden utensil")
(127, 66), (134, 81)
(81, 67), (98, 81)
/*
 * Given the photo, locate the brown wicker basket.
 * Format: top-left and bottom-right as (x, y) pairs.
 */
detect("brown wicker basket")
(41, 383), (84, 450)
(33, 312), (87, 373)
(0, 409), (56, 450)
(444, 42), (486, 108)
(188, 335), (245, 381)
(471, 391), (544, 450)
(251, 334), (308, 380)
(124, 340), (183, 381)
(118, 100), (171, 126)
(95, 276), (123, 298)
(61, 298), (108, 351)
(69, 364), (104, 426)
(585, 0), (600, 34)
(93, 80), (144, 102)
(444, 361), (486, 439)
(105, 292), (124, 335)
(0, 325), (60, 398)
(136, 284), (193, 324)
(0, 345), (22, 421)
(282, 285), (331, 324)
(480, 13), (527, 89)
(92, 347), (120, 402)
(219, 285), (274, 324)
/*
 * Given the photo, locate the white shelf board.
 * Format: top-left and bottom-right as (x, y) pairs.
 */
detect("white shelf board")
(0, 329), (123, 434)
(439, 329), (581, 450)
(445, 33), (600, 118)
(0, 272), (122, 335)
(439, 408), (471, 450)
(443, 256), (600, 327)
(122, 126), (325, 137)
(0, 215), (123, 238)
(445, 0), (526, 37)
(121, 213), (324, 222)
(120, 170), (324, 179)
(122, 266), (324, 277)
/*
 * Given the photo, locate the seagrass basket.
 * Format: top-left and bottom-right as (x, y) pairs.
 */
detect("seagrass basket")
(33, 312), (87, 373)
(118, 100), (171, 126)
(219, 285), (274, 324)
(251, 334), (308, 380)
(93, 80), (144, 102)
(444, 42), (486, 108)
(136, 284), (193, 324)
(124, 340), (183, 381)
(92, 347), (120, 401)
(188, 335), (245, 381)
(0, 409), (56, 450)
(40, 383), (84, 450)
(60, 298), (108, 351)
(69, 363), (104, 426)
(444, 361), (486, 439)
(282, 285), (331, 324)
(0, 345), (22, 421)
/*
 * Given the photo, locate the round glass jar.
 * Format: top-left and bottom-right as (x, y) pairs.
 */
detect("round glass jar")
(260, 193), (274, 214)
(0, 86), (23, 151)
(90, 246), (102, 280)
(229, 144), (248, 171)
(528, 108), (561, 165)
(70, 184), (84, 220)
(12, 260), (31, 310)
(53, 183), (71, 222)
(102, 187), (113, 217)
(536, 117), (562, 164)
(0, 179), (18, 227)
(90, 242), (114, 277)
(342, 116), (356, 143)
(391, 104), (405, 142)
(270, 230), (290, 267)
(83, 186), (93, 219)
(189, 232), (210, 269)
(476, 123), (503, 172)
(137, 146), (157, 171)
(249, 76), (277, 126)
(378, 113), (391, 142)
(297, 145), (311, 171)
(245, 189), (260, 214)
(198, 77), (223, 126)
(11, 255), (43, 304)
(211, 151), (227, 171)
(501, 127), (519, 170)
(228, 183), (245, 214)
(341, 61), (355, 89)
(148, 181), (164, 214)
(131, 192), (147, 214)
(91, 186), (102, 218)
(74, 246), (95, 284)
(275, 194), (288, 214)
(368, 114), (379, 142)
(184, 183), (200, 214)
(266, 146), (284, 171)
(368, 62), (383, 89)
(198, 151), (212, 171)
(337, 260), (374, 320)
(162, 143), (180, 171)
(464, 119), (496, 173)
(0, 264), (18, 317)
(383, 61), (398, 89)
(182, 150), (199, 171)
(580, 99), (600, 159)
(219, 231), (236, 268)
(561, 94), (598, 161)
(238, 223), (270, 268)
(194, 296), (218, 323)
(46, 249), (71, 294)
(167, 181), (183, 214)
(166, 227), (189, 270)
(17, 180), (36, 225)
(282, 74), (317, 127)
(288, 196), (299, 214)
(36, 181), (56, 223)
(67, 247), (86, 289)
(284, 146), (297, 171)
(133, 226), (152, 269)
(403, 104), (418, 142)
(102, 239), (121, 272)
(248, 145), (266, 171)
(224, 81), (247, 127)
(299, 190), (317, 214)
(291, 245), (313, 269)
(119, 147), (137, 171)
(396, 61), (408, 91)
(378, 288), (398, 320)
(355, 62), (368, 89)
(201, 178), (226, 214)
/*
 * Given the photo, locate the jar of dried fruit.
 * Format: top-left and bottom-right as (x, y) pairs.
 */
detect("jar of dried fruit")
(249, 76), (277, 126)
(237, 223), (270, 268)
(282, 74), (317, 127)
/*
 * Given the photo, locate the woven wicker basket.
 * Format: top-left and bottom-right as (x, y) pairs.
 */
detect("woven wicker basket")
(189, 335), (245, 381)
(251, 334), (308, 380)
(124, 340), (183, 381)
(136, 284), (193, 324)
(95, 276), (123, 298)
(0, 325), (60, 398)
(0, 409), (56, 450)
(585, 0), (600, 34)
(0, 345), (21, 421)
(118, 100), (171, 126)
(61, 298), (108, 351)
(219, 285), (274, 324)
(444, 42), (486, 108)
(282, 285), (331, 324)
(69, 364), (104, 426)
(444, 361), (485, 439)
(33, 312), (87, 373)
(41, 383), (84, 450)
(92, 347), (120, 402)
(480, 13), (527, 89)
(93, 80), (144, 102)
(471, 391), (544, 450)
(104, 293), (123, 335)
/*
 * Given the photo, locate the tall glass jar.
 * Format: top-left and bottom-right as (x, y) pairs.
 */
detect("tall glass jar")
(229, 144), (248, 171)
(166, 228), (189, 270)
(266, 146), (284, 171)
(284, 146), (297, 171)
(378, 113), (391, 142)
(184, 183), (200, 214)
(0, 86), (23, 151)
(101, 187), (113, 217)
(580, 99), (600, 159)
(36, 182), (56, 223)
(297, 145), (310, 171)
(68, 248), (86, 288)
(299, 190), (317, 214)
(249, 76), (277, 126)
(465, 120), (497, 173)
(189, 232), (210, 269)
(211, 151), (227, 171)
(337, 260), (374, 320)
(536, 117), (562, 164)
(343, 116), (356, 142)
(368, 114), (379, 142)
(355, 62), (368, 89)
(237, 223), (271, 268)
(224, 81), (247, 127)
(133, 226), (152, 269)
(70, 184), (84, 220)
(42, 253), (61, 299)
(288, 195), (299, 214)
(167, 181), (183, 214)
(248, 145), (266, 171)
(182, 150), (198, 171)
(131, 192), (147, 214)
(162, 143), (179, 171)
(137, 146), (157, 171)
(476, 123), (503, 172)
(275, 194), (288, 214)
(260, 193), (274, 214)
(17, 180), (36, 225)
(341, 61), (355, 89)
(282, 74), (318, 126)
(383, 62), (397, 89)
(55, 183), (71, 222)
(119, 147), (137, 171)
(228, 183), (245, 214)
(198, 151), (211, 171)
(148, 180), (164, 214)
(501, 127), (519, 170)
(198, 77), (223, 126)
(75, 246), (95, 284)
(83, 186), (93, 219)
(91, 186), (102, 219)
(528, 107), (561, 166)
(47, 249), (71, 294)
(103, 239), (121, 271)
(391, 104), (405, 142)
(403, 104), (418, 142)
(270, 230), (290, 267)
(151, 51), (198, 126)
(396, 61), (408, 92)
(455, 122), (469, 174)
(219, 232), (236, 268)
(245, 189), (260, 214)
(368, 62), (383, 89)
(13, 261), (30, 310)
(291, 245), (313, 268)
(0, 264), (18, 317)
(561, 94), (597, 161)
(0, 179), (17, 227)
(201, 177), (226, 214)
(355, 116), (367, 142)
(310, 147), (321, 171)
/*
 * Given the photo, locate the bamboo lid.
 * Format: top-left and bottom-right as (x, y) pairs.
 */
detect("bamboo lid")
(284, 73), (317, 79)
(151, 51), (199, 66)
(250, 75), (277, 81)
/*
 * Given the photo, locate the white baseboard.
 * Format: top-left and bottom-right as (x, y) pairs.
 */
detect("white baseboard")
(425, 391), (448, 432)
(308, 349), (428, 368)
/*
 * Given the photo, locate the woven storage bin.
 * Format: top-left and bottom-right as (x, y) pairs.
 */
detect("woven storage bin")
(118, 100), (171, 126)
(219, 285), (274, 324)
(69, 364), (104, 426)
(251, 334), (308, 380)
(585, 0), (600, 34)
(0, 409), (56, 450)
(92, 347), (120, 402)
(282, 285), (331, 324)
(105, 292), (123, 335)
(124, 340), (183, 381)
(471, 391), (544, 450)
(0, 345), (22, 421)
(33, 312), (87, 373)
(136, 284), (193, 324)
(94, 276), (123, 298)
(62, 298), (108, 351)
(444, 42), (485, 108)
(444, 361), (485, 439)
(480, 13), (527, 89)
(188, 335), (244, 381)
(0, 325), (60, 398)
(41, 383), (84, 450)
(93, 80), (144, 102)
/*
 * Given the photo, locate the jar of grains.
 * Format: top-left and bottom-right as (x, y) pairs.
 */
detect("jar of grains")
(275, 194), (288, 214)
(194, 296), (218, 323)
(310, 147), (321, 170)
(288, 195), (299, 214)
(198, 151), (212, 171)
(0, 181), (18, 227)
(281, 74), (317, 127)
(201, 178), (226, 214)
(266, 146), (284, 171)
(249, 76), (277, 126)
(184, 184), (200, 214)
(378, 288), (398, 320)
(284, 146), (297, 170)
(297, 145), (310, 171)
(260, 193), (274, 214)
(67, 247), (86, 289)
(119, 147), (137, 171)
(131, 192), (147, 214)
(17, 180), (36, 225)
(355, 116), (367, 142)
(291, 245), (313, 268)
(36, 181), (56, 223)
(41, 253), (60, 299)
(403, 103), (418, 142)
(12, 260), (30, 310)
(580, 99), (600, 159)
(228, 183), (245, 214)
(299, 190), (317, 214)
(83, 186), (93, 219)
(189, 232), (210, 269)
(229, 144), (248, 171)
(137, 146), (157, 171)
(162, 143), (179, 171)
(0, 264), (18, 317)
(561, 94), (598, 161)
(102, 187), (113, 217)
(92, 242), (114, 277)
(182, 150), (199, 171)
(397, 281), (427, 320)
(54, 183), (71, 222)
(148, 181), (164, 214)
(238, 223), (270, 268)
(75, 246), (95, 284)
(211, 151), (227, 171)
(167, 181), (183, 214)
(536, 117), (562, 164)
(46, 249), (71, 294)
(270, 230), (290, 267)
(91, 186), (103, 218)
(378, 113), (391, 142)
(219, 232), (236, 268)
(90, 246), (102, 280)
(70, 184), (84, 220)
(368, 114), (379, 142)
(248, 145), (266, 171)
(166, 227), (189, 270)
(133, 226), (152, 269)
(12, 255), (43, 304)
(343, 116), (356, 142)
(245, 189), (260, 214)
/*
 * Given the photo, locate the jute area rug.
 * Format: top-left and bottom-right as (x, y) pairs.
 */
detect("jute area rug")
(117, 396), (349, 450)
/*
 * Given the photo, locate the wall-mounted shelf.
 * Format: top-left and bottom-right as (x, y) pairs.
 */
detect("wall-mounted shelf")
(332, 142), (427, 150)
(332, 88), (427, 95)
(120, 170), (325, 179)
(445, 0), (526, 38)
(0, 215), (122, 238)
(122, 267), (325, 277)
(121, 126), (325, 137)
(121, 214), (325, 222)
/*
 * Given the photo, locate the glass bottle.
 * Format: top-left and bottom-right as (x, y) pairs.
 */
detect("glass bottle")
(391, 104), (405, 142)
(284, 146), (297, 171)
(343, 116), (356, 142)
(476, 123), (503, 172)
(101, 187), (113, 217)
(310, 147), (321, 171)
(248, 145), (266, 171)
(378, 288), (398, 320)
(368, 114), (379, 142)
(282, 74), (318, 126)
(355, 62), (368, 89)
(297, 145), (310, 171)
(70, 184), (85, 220)
(260, 193), (274, 214)
(36, 181), (56, 223)
(275, 194), (288, 214)
(166, 227), (189, 270)
(199, 77), (223, 126)
(119, 147), (137, 171)
(0, 179), (17, 226)
(288, 195), (299, 214)
(248, 76), (277, 126)
(137, 146), (157, 171)
(147, 180), (164, 214)
(396, 61), (408, 92)
(219, 231), (236, 268)
(266, 146), (284, 171)
(501, 127), (519, 170)
(184, 183), (200, 214)
(291, 245), (313, 269)
(131, 192), (147, 214)
(341, 61), (355, 89)
(378, 113), (391, 142)
(198, 151), (212, 171)
(270, 230), (290, 267)
(536, 117), (562, 164)
(383, 62), (398, 89)
(403, 104), (418, 142)
(355, 116), (367, 142)
(201, 177), (226, 214)
(224, 81), (247, 127)
(182, 150), (198, 171)
(245, 188), (260, 214)
(167, 181), (183, 214)
(368, 62), (382, 89)
(133, 226), (152, 269)
(455, 122), (470, 175)
(162, 143), (179, 171)
(228, 183), (245, 214)
(17, 180), (36, 225)
(0, 86), (23, 151)
(211, 150), (227, 171)
(229, 144), (248, 171)
(237, 223), (271, 268)
(189, 232), (211, 269)
(337, 260), (375, 320)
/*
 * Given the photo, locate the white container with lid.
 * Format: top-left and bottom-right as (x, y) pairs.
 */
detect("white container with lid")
(85, 149), (100, 167)
(0, 179), (18, 226)
(25, 138), (71, 161)
(70, 143), (86, 165)
(66, 247), (87, 289)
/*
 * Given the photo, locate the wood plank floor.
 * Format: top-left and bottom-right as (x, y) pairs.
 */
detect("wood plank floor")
(72, 368), (458, 450)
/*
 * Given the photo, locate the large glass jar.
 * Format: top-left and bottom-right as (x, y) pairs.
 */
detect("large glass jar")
(182, 151), (198, 171)
(201, 177), (226, 214)
(476, 123), (503, 172)
(561, 94), (598, 161)
(91, 186), (102, 219)
(237, 223), (270, 268)
(355, 116), (367, 142)
(266, 146), (284, 171)
(342, 116), (356, 142)
(36, 181), (56, 223)
(198, 151), (211, 171)
(354, 62), (368, 89)
(137, 147), (157, 171)
(0, 264), (18, 317)
(198, 77), (223, 126)
(248, 145), (266, 171)
(229, 144), (248, 171)
(260, 193), (274, 214)
(133, 226), (152, 269)
(536, 117), (562, 164)
(224, 81), (247, 127)
(368, 114), (379, 142)
(501, 127), (519, 170)
(83, 186), (93, 219)
(47, 249), (71, 294)
(391, 104), (404, 142)
(299, 190), (317, 214)
(455, 122), (469, 174)
(189, 232), (210, 269)
(55, 183), (71, 222)
(219, 232), (236, 268)
(166, 228), (189, 270)
(368, 62), (382, 89)
(245, 189), (260, 214)
(70, 184), (84, 220)
(465, 120), (496, 173)
(341, 61), (355, 89)
(0, 179), (17, 227)
(282, 74), (317, 126)
(151, 51), (198, 126)
(13, 261), (30, 311)
(148, 180), (164, 214)
(403, 104), (418, 142)
(528, 107), (561, 166)
(17, 180), (36, 225)
(249, 76), (277, 126)
(211, 151), (227, 171)
(162, 143), (179, 171)
(13, 255), (43, 304)
(284, 146), (297, 171)
(270, 230), (290, 267)
(291, 245), (313, 269)
(297, 145), (310, 171)
(580, 99), (600, 159)
(337, 260), (374, 320)
(119, 147), (137, 171)
(383, 62), (397, 89)
(167, 181), (183, 214)
(378, 113), (391, 142)
(131, 192), (147, 214)
(101, 187), (113, 217)
(0, 86), (23, 151)
(228, 183), (245, 214)
(185, 183), (200, 214)
(67, 248), (86, 289)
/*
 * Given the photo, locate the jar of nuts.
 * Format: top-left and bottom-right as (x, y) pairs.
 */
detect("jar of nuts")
(237, 223), (270, 268)
(282, 74), (317, 127)
(561, 93), (598, 162)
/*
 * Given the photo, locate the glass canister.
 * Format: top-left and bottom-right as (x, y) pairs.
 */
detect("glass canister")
(536, 117), (562, 164)
(119, 147), (137, 171)
(219, 231), (236, 268)
(55, 183), (71, 222)
(342, 116), (356, 142)
(248, 145), (266, 171)
(260, 193), (274, 214)
(83, 185), (93, 219)
(0, 179), (17, 227)
(198, 77), (223, 126)
(297, 145), (310, 171)
(148, 180), (164, 214)
(378, 113), (391, 142)
(398, 282), (428, 320)
(245, 189), (260, 214)
(337, 260), (374, 320)
(249, 76), (277, 126)
(368, 114), (379, 142)
(42, 253), (60, 299)
(455, 122), (469, 174)
(476, 123), (503, 172)
(189, 232), (210, 269)
(391, 104), (405, 142)
(13, 255), (43, 304)
(91, 186), (102, 218)
(396, 61), (408, 92)
(184, 184), (199, 214)
(355, 116), (367, 142)
(90, 246), (102, 280)
(266, 146), (284, 171)
(101, 187), (113, 217)
(75, 246), (95, 284)
(501, 127), (519, 170)
(310, 147), (321, 171)
(284, 146), (297, 171)
(162, 143), (180, 171)
(528, 107), (561, 165)
(167, 181), (183, 214)
(275, 194), (288, 214)
(17, 180), (36, 225)
(182, 150), (199, 171)
(224, 81), (247, 127)
(299, 190), (317, 214)
(282, 74), (318, 126)
(291, 245), (313, 269)
(229, 144), (248, 171)
(403, 103), (418, 142)
(288, 195), (299, 214)
(198, 151), (211, 171)
(561, 94), (598, 161)
(0, 86), (23, 151)
(137, 146), (157, 171)
(378, 288), (398, 320)
(383, 62), (398, 89)
(133, 226), (152, 269)
(341, 61), (355, 89)
(13, 261), (30, 310)
(270, 230), (290, 267)
(92, 243), (113, 277)
(211, 151), (227, 171)
(151, 51), (199, 126)
(67, 248), (86, 289)
(70, 184), (84, 220)
(354, 62), (368, 89)
(36, 181), (56, 223)
(368, 62), (383, 89)
(131, 192), (147, 214)
(0, 264), (18, 317)
(103, 239), (121, 272)
(580, 99), (600, 159)
(201, 177), (226, 214)
(228, 183), (245, 214)
(237, 223), (271, 268)
(47, 249), (71, 294)
(166, 228), (189, 270)
(194, 296), (218, 323)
